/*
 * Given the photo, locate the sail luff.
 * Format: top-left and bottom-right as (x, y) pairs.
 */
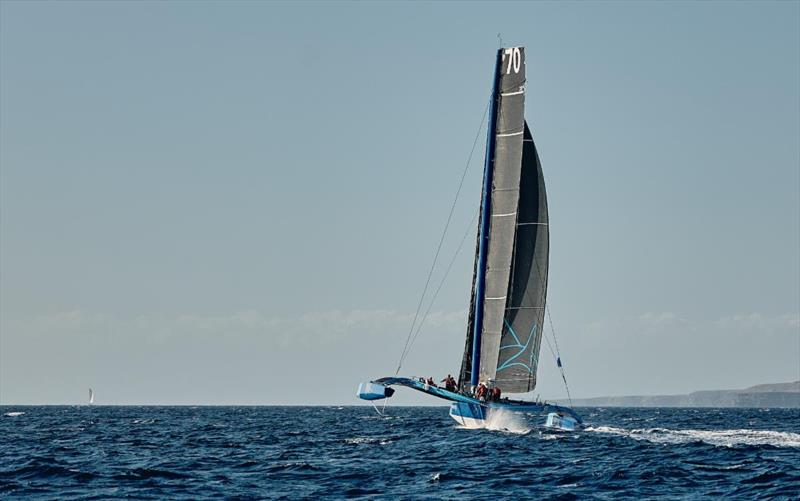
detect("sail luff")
(467, 50), (503, 388)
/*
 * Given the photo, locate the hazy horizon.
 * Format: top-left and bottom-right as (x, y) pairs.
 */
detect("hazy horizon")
(2, 380), (798, 407)
(2, 1), (798, 405)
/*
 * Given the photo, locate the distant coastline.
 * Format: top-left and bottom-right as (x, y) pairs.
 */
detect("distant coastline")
(558, 381), (800, 408)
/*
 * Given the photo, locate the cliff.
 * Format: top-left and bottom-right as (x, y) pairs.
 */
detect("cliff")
(560, 381), (800, 408)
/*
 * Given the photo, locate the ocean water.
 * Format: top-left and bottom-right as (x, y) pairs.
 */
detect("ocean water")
(1, 406), (798, 499)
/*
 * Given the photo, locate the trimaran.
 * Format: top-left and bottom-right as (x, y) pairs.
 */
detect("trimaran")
(358, 47), (581, 430)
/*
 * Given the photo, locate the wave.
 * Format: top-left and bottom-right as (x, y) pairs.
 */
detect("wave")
(586, 426), (800, 448)
(116, 467), (189, 480)
(4, 412), (25, 417)
(132, 418), (157, 425)
(344, 437), (393, 445)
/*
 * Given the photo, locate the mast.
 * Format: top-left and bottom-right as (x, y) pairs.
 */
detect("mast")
(470, 50), (503, 388)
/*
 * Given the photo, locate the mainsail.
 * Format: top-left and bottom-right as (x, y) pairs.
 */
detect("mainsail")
(89, 388), (94, 405)
(458, 47), (549, 394)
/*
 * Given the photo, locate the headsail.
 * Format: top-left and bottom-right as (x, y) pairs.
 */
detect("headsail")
(495, 121), (548, 393)
(459, 47), (549, 394)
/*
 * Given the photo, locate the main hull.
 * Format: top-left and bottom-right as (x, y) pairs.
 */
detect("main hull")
(448, 401), (580, 430)
(449, 402), (487, 429)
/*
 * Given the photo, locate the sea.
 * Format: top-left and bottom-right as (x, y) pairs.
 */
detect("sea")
(1, 406), (798, 499)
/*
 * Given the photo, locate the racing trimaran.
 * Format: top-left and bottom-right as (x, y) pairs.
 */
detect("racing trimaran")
(358, 47), (581, 430)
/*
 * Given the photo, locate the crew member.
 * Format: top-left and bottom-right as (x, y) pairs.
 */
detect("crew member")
(475, 382), (488, 401)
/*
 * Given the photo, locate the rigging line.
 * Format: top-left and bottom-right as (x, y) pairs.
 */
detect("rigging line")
(546, 304), (564, 357)
(371, 401), (387, 418)
(516, 202), (573, 405)
(401, 208), (480, 367)
(539, 318), (568, 400)
(528, 237), (573, 405)
(395, 100), (490, 375)
(546, 304), (573, 406)
(542, 322), (558, 361)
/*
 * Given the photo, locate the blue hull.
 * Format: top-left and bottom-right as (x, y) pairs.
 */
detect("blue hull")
(448, 401), (581, 429)
(358, 376), (582, 427)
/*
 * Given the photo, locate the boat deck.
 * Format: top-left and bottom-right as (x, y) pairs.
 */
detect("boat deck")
(372, 376), (582, 423)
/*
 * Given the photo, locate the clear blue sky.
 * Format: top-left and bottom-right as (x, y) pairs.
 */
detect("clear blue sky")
(1, 1), (798, 404)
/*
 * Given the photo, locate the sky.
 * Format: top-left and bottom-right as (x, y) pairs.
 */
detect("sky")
(1, 1), (798, 405)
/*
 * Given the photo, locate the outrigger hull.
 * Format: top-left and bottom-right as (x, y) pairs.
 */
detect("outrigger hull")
(357, 377), (582, 429)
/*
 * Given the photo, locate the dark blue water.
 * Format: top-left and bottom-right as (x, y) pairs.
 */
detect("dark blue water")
(1, 406), (798, 499)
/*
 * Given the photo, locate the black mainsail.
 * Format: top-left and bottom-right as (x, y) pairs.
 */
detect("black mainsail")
(458, 47), (549, 394)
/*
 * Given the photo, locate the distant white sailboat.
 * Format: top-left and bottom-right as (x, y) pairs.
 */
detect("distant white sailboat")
(88, 388), (95, 405)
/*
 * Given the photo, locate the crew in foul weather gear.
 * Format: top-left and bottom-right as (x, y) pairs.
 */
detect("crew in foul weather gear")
(440, 375), (456, 392)
(475, 382), (488, 401)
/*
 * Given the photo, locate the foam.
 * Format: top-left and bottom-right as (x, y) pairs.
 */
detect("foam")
(483, 408), (532, 435)
(586, 425), (800, 448)
(344, 437), (393, 445)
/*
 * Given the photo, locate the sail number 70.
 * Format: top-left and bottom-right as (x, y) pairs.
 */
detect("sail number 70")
(504, 48), (521, 74)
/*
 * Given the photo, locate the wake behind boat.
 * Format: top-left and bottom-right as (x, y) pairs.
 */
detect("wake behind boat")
(358, 47), (581, 431)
